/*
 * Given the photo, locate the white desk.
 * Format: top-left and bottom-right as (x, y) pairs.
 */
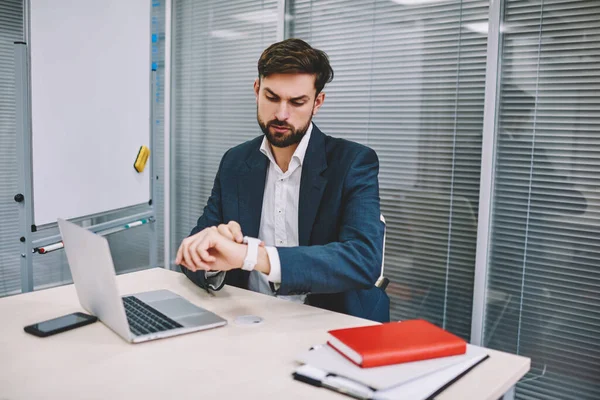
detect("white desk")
(0, 268), (530, 399)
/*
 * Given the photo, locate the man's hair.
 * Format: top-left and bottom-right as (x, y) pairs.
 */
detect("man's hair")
(257, 38), (334, 95)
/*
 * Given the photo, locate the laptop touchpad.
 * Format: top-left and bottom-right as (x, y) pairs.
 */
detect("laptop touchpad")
(150, 298), (205, 319)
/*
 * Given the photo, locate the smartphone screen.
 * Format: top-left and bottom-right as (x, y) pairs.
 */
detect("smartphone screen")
(25, 312), (97, 337)
(33, 313), (93, 333)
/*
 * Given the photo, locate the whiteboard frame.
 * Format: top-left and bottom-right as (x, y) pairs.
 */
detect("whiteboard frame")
(15, 0), (159, 293)
(29, 0), (152, 226)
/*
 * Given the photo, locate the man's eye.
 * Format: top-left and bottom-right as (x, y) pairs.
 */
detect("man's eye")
(291, 101), (305, 107)
(266, 96), (277, 101)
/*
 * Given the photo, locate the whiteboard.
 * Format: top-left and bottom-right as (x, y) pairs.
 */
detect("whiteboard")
(30, 0), (151, 226)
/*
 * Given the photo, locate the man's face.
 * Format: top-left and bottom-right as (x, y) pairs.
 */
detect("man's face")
(255, 73), (325, 148)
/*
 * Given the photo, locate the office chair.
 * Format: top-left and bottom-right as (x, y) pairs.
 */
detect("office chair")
(375, 213), (390, 291)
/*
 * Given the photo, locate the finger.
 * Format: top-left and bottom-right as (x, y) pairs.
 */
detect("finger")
(198, 244), (217, 263)
(179, 227), (215, 270)
(179, 259), (191, 271)
(195, 260), (212, 271)
(259, 241), (265, 247)
(175, 238), (188, 265)
(190, 239), (215, 267)
(182, 261), (196, 273)
(197, 232), (218, 263)
(191, 232), (218, 264)
(217, 224), (234, 241)
(189, 254), (212, 271)
(185, 250), (211, 271)
(175, 245), (182, 265)
(188, 241), (205, 269)
(182, 239), (200, 272)
(228, 221), (244, 243)
(181, 228), (210, 269)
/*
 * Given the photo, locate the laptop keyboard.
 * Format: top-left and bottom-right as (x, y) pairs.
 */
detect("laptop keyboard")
(123, 296), (183, 336)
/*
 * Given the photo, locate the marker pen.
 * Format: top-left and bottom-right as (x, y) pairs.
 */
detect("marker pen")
(124, 218), (151, 229)
(38, 241), (64, 254)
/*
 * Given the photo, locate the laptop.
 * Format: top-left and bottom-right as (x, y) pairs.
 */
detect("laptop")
(58, 218), (227, 343)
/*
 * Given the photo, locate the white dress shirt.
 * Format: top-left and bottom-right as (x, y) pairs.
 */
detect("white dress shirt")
(205, 124), (312, 303)
(247, 123), (313, 303)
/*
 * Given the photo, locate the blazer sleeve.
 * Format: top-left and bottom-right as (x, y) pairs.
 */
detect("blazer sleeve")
(180, 151), (228, 290)
(276, 147), (384, 295)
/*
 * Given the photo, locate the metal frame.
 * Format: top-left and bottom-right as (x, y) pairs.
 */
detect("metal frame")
(14, 42), (34, 293)
(149, 69), (159, 269)
(471, 0), (504, 346)
(32, 211), (155, 250)
(167, 0), (181, 271)
(277, 0), (287, 41)
(164, 0), (172, 270)
(14, 2), (160, 292)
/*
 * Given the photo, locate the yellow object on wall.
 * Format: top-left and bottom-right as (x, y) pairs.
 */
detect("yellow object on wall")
(133, 145), (150, 173)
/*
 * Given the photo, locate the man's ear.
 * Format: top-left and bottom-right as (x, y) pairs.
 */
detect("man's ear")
(312, 91), (325, 116)
(254, 78), (260, 101)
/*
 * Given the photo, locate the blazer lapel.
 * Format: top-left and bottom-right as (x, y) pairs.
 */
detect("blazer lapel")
(298, 125), (328, 246)
(238, 147), (268, 238)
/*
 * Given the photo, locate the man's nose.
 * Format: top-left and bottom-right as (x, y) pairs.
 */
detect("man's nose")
(275, 103), (290, 121)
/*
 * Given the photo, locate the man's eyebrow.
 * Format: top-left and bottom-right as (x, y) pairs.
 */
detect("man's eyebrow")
(290, 95), (310, 102)
(264, 88), (309, 102)
(265, 88), (279, 97)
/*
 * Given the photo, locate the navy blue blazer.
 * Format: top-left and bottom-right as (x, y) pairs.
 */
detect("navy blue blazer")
(181, 125), (390, 323)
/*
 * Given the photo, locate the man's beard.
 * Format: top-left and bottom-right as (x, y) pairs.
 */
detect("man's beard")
(257, 109), (312, 148)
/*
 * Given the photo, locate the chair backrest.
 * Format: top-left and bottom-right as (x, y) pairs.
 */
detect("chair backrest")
(376, 213), (389, 290)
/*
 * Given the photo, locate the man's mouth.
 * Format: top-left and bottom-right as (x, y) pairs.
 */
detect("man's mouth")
(270, 125), (290, 133)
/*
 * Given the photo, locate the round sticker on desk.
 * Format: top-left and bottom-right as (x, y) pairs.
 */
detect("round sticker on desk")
(234, 315), (263, 325)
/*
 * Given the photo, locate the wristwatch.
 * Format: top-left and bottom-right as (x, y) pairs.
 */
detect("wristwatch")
(241, 236), (261, 271)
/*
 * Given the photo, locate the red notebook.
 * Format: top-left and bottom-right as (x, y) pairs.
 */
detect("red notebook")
(327, 319), (466, 368)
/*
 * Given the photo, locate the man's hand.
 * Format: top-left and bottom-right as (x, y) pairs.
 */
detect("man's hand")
(216, 221), (265, 246)
(216, 221), (244, 243)
(176, 226), (246, 272)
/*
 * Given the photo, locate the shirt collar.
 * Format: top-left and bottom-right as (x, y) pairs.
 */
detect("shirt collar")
(260, 122), (313, 167)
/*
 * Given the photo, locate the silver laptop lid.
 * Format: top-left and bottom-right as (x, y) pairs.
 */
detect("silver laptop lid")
(58, 218), (132, 341)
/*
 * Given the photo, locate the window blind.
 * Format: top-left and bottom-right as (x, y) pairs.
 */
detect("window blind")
(0, 0), (23, 297)
(291, 0), (488, 340)
(486, 0), (600, 398)
(171, 0), (278, 250)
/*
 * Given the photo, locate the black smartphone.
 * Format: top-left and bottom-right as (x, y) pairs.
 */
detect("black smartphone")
(24, 312), (98, 337)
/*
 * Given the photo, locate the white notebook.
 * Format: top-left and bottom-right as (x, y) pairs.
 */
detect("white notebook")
(296, 344), (488, 390)
(373, 353), (489, 400)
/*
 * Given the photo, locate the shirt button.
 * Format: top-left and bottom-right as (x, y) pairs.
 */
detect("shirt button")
(278, 240), (284, 245)
(277, 209), (282, 214)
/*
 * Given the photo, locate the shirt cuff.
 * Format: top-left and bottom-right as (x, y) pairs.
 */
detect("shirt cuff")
(264, 246), (282, 284)
(204, 270), (226, 290)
